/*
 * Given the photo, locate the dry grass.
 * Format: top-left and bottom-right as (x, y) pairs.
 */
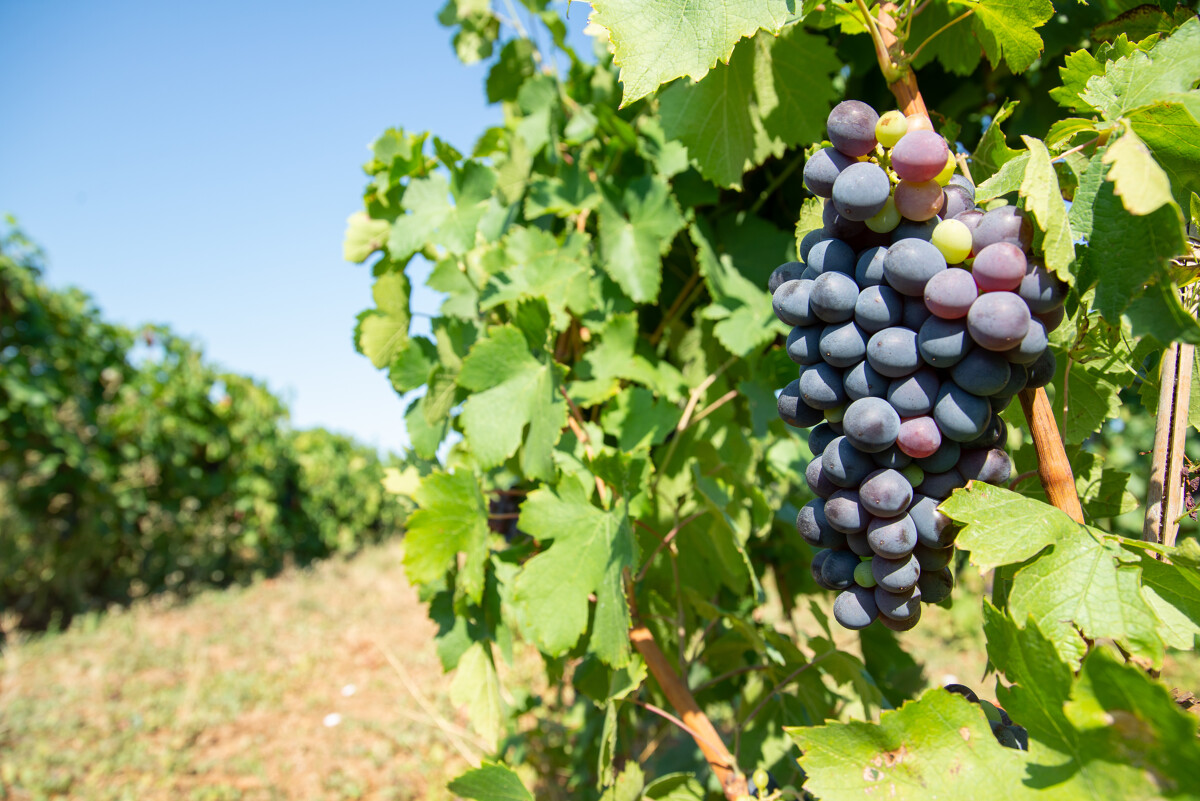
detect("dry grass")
(0, 541), (474, 801)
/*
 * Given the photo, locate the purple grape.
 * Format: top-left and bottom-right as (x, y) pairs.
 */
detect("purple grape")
(894, 179), (945, 222)
(834, 585), (880, 629)
(897, 416), (942, 459)
(875, 584), (922, 620)
(933, 381), (991, 442)
(810, 271), (860, 323)
(807, 237), (857, 277)
(799, 229), (825, 262)
(824, 201), (867, 240)
(779, 378), (826, 427)
(1037, 305), (1066, 332)
(806, 457), (839, 498)
(918, 467), (967, 500)
(833, 162), (892, 221)
(811, 549), (836, 590)
(996, 361), (1028, 397)
(918, 566), (955, 603)
(973, 206), (1033, 252)
(797, 499), (849, 549)
(915, 439), (960, 473)
(962, 414), (1006, 450)
(786, 324), (823, 366)
(768, 261), (806, 294)
(860, 469), (914, 517)
(953, 209), (984, 243)
(913, 541), (954, 571)
(1018, 263), (1067, 314)
(820, 321), (869, 368)
(868, 514), (918, 560)
(872, 552), (921, 593)
(823, 435), (876, 487)
(942, 184), (974, 219)
(902, 296), (933, 330)
(967, 291), (1031, 352)
(827, 100), (879, 157)
(918, 317), (969, 367)
(1025, 349), (1056, 388)
(878, 604), (922, 630)
(883, 238), (947, 296)
(891, 130), (951, 183)
(1007, 318), (1048, 365)
(871, 445), (912, 470)
(808, 421), (839, 457)
(803, 146), (856, 197)
(894, 217), (939, 242)
(887, 367), (940, 417)
(959, 448), (1013, 485)
(909, 493), (956, 548)
(822, 549), (862, 589)
(847, 529), (874, 557)
(867, 327), (921, 378)
(826, 489), (868, 533)
(855, 284), (904, 333)
(801, 362), (848, 410)
(924, 268), (978, 319)
(948, 173), (975, 198)
(950, 349), (1011, 397)
(972, 242), (1026, 292)
(843, 397), (902, 453)
(843, 360), (889, 401)
(856, 246), (888, 287)
(772, 279), (816, 326)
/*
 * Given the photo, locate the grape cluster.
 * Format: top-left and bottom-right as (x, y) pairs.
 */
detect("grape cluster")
(770, 100), (1066, 632)
(944, 684), (1029, 750)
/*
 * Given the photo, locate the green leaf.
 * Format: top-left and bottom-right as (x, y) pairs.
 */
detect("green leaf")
(691, 221), (787, 356)
(355, 271), (410, 368)
(449, 641), (504, 747)
(642, 773), (706, 801)
(955, 0), (1054, 74)
(984, 607), (1200, 799)
(447, 762), (533, 801)
(403, 470), (489, 602)
(789, 688), (1030, 800)
(486, 38), (537, 103)
(569, 313), (681, 406)
(404, 394), (448, 460)
(940, 483), (1079, 572)
(512, 480), (637, 665)
(970, 101), (1021, 187)
(1046, 117), (1099, 149)
(1066, 150), (1108, 242)
(1081, 17), (1200, 120)
(908, 0), (983, 76)
(389, 336), (437, 393)
(1102, 127), (1175, 216)
(1129, 97), (1200, 213)
(1059, 360), (1127, 444)
(658, 37), (767, 190)
(587, 0), (792, 105)
(597, 176), (685, 303)
(480, 228), (594, 331)
(1018, 136), (1075, 282)
(1086, 182), (1187, 321)
(600, 387), (681, 451)
(974, 152), (1028, 203)
(1135, 552), (1200, 650)
(387, 174), (453, 262)
(342, 212), (390, 263)
(458, 325), (567, 482)
(1123, 280), (1200, 345)
(755, 26), (841, 151)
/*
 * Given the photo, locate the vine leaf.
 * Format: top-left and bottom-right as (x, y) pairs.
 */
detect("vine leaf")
(1129, 99), (1200, 212)
(1102, 127), (1175, 216)
(447, 761), (533, 801)
(1080, 17), (1200, 120)
(941, 484), (1163, 667)
(587, 0), (792, 106)
(449, 641), (504, 748)
(1135, 551), (1200, 650)
(569, 313), (685, 407)
(953, 0), (1054, 74)
(387, 173), (453, 262)
(597, 175), (685, 303)
(480, 228), (593, 331)
(984, 606), (1200, 799)
(342, 211), (390, 263)
(788, 688), (1030, 801)
(755, 26), (841, 152)
(403, 470), (489, 603)
(1018, 136), (1075, 281)
(457, 325), (567, 482)
(512, 479), (638, 666)
(600, 387), (682, 451)
(355, 271), (411, 369)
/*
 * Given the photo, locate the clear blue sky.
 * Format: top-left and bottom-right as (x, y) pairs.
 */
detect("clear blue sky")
(0, 1), (593, 455)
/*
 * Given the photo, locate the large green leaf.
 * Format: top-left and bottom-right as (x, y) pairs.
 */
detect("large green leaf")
(1102, 127), (1175, 216)
(1129, 97), (1200, 213)
(512, 480), (637, 665)
(789, 689), (1030, 800)
(480, 228), (594, 330)
(587, 0), (792, 105)
(954, 0), (1054, 73)
(387, 173), (453, 261)
(1080, 17), (1200, 120)
(447, 762), (534, 801)
(1018, 136), (1075, 282)
(597, 176), (685, 303)
(403, 470), (490, 603)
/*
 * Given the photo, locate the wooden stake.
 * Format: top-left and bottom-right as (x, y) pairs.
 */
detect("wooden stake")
(1145, 343), (1194, 547)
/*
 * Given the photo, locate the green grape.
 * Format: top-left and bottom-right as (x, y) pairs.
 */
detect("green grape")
(934, 152), (957, 186)
(931, 218), (973, 264)
(752, 769), (771, 797)
(875, 110), (908, 148)
(865, 196), (901, 233)
(901, 462), (925, 486)
(854, 559), (877, 588)
(825, 404), (846, 423)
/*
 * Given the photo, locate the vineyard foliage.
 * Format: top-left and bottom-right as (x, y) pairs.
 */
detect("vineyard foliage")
(346, 1), (1200, 798)
(0, 227), (406, 630)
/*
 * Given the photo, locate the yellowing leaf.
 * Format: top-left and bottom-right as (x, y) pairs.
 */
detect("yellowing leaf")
(1103, 127), (1175, 215)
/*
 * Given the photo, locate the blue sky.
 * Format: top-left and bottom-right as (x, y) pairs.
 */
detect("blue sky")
(0, 1), (592, 455)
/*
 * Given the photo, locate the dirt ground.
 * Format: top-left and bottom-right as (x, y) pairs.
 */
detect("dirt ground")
(0, 542), (478, 801)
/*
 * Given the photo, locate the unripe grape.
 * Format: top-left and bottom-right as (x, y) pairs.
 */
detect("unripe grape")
(905, 114), (934, 133)
(930, 218), (973, 264)
(876, 110), (908, 147)
(865, 197), (901, 233)
(934, 152), (957, 186)
(854, 560), (877, 588)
